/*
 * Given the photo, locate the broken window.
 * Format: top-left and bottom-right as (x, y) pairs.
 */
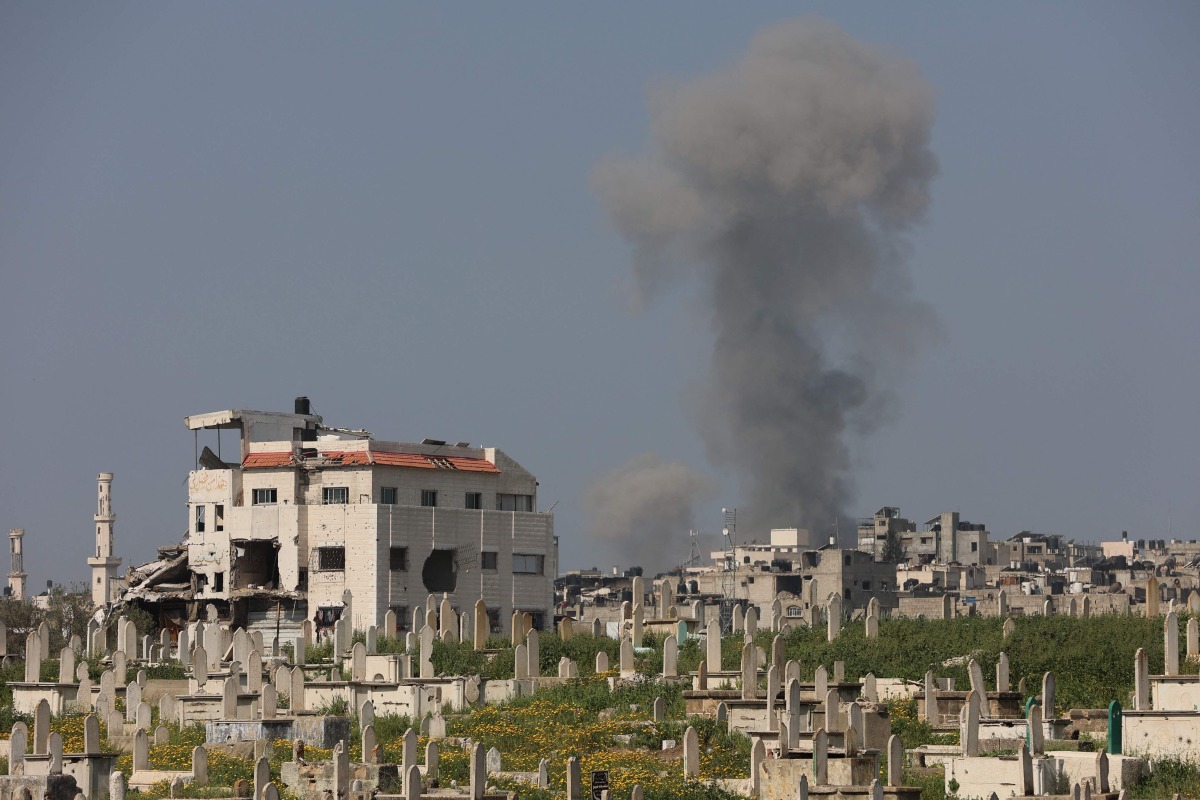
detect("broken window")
(215, 504), (224, 532)
(213, 572), (224, 592)
(253, 488), (278, 505)
(496, 493), (533, 512)
(323, 486), (349, 505)
(390, 546), (408, 571)
(318, 547), (346, 571)
(512, 553), (543, 575)
(233, 540), (279, 590)
(195, 505), (206, 533)
(381, 487), (398, 505)
(465, 492), (482, 509)
(421, 490), (438, 507)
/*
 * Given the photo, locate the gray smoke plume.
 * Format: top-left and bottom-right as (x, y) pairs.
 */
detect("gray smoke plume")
(592, 19), (938, 540)
(583, 453), (712, 573)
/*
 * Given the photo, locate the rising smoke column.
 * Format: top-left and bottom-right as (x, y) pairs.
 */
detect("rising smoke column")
(583, 453), (712, 573)
(592, 20), (938, 538)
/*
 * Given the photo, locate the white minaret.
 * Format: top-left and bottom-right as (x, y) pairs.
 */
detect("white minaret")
(8, 528), (27, 601)
(87, 472), (121, 607)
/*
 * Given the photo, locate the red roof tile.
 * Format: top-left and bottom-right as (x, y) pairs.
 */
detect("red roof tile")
(242, 452), (294, 468)
(241, 449), (499, 473)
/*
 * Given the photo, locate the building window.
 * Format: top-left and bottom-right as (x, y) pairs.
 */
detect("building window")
(970, 541), (978, 552)
(481, 551), (498, 570)
(465, 492), (482, 510)
(318, 547), (346, 571)
(323, 487), (349, 505)
(513, 553), (544, 575)
(843, 588), (852, 599)
(252, 488), (278, 505)
(421, 490), (438, 508)
(487, 609), (501, 633)
(844, 555), (852, 566)
(862, 581), (872, 590)
(215, 505), (224, 532)
(213, 572), (224, 592)
(496, 493), (533, 512)
(381, 487), (398, 505)
(786, 606), (802, 618)
(390, 546), (408, 571)
(195, 505), (206, 533)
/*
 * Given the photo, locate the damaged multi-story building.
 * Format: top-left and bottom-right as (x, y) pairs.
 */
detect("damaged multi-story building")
(121, 399), (557, 640)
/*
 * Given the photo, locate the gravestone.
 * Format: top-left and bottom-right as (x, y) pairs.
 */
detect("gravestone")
(470, 743), (486, 800)
(48, 732), (62, 775)
(741, 642), (757, 700)
(526, 629), (540, 678)
(486, 746), (501, 773)
(888, 734), (903, 786)
(1029, 703), (1045, 756)
(662, 634), (678, 678)
(473, 601), (488, 652)
(419, 625), (435, 679)
(706, 619), (721, 672)
(1133, 649), (1150, 710)
(827, 594), (842, 641)
(133, 728), (149, 772)
(34, 699), (50, 754)
(619, 637), (635, 678)
(425, 740), (440, 783)
(1164, 611), (1180, 675)
(963, 691), (981, 757)
(362, 725), (377, 764)
(1042, 671), (1057, 718)
(813, 728), (829, 785)
(83, 714), (101, 754)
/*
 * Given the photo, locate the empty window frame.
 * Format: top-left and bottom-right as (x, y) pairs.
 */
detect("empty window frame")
(481, 551), (498, 570)
(496, 493), (533, 512)
(213, 572), (224, 592)
(252, 488), (278, 505)
(512, 553), (544, 575)
(215, 504), (224, 532)
(390, 546), (408, 571)
(421, 490), (438, 507)
(195, 505), (206, 533)
(323, 486), (349, 505)
(465, 492), (482, 510)
(381, 487), (398, 505)
(318, 547), (346, 571)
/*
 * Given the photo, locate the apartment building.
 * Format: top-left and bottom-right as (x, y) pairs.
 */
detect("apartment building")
(123, 399), (556, 638)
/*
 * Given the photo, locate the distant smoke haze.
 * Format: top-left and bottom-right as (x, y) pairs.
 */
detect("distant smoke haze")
(583, 453), (712, 574)
(593, 19), (939, 540)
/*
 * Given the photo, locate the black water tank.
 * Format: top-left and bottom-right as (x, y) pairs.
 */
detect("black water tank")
(295, 396), (311, 414)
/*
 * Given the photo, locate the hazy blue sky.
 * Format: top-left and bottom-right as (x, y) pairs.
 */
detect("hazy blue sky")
(2, 3), (1199, 588)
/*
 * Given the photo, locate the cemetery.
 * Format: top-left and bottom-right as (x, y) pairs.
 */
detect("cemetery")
(0, 582), (1197, 800)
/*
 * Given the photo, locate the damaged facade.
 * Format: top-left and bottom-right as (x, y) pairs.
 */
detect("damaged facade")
(121, 399), (556, 639)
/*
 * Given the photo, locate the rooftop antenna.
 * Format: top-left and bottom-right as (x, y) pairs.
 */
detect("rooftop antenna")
(720, 507), (737, 634)
(685, 529), (702, 569)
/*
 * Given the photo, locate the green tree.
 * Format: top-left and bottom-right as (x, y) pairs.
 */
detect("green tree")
(881, 528), (907, 563)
